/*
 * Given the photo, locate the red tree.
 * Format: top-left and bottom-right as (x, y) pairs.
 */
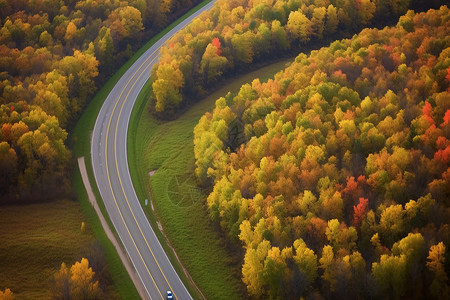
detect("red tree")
(352, 197), (369, 227)
(212, 37), (222, 55)
(423, 101), (434, 125)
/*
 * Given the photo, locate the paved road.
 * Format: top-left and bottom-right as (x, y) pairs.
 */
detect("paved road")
(91, 2), (216, 299)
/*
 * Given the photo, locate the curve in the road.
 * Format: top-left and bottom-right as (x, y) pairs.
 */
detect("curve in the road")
(91, 1), (217, 299)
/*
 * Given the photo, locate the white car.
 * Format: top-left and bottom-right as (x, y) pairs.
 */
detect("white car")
(166, 290), (173, 300)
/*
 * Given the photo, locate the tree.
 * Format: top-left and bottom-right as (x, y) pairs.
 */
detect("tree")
(118, 6), (144, 38)
(297, 190), (319, 216)
(358, 0), (376, 26)
(64, 22), (77, 45)
(0, 141), (18, 197)
(242, 240), (271, 298)
(0, 288), (14, 300)
(319, 245), (338, 292)
(286, 11), (312, 43)
(379, 204), (406, 245)
(271, 20), (288, 51)
(200, 40), (228, 84)
(231, 31), (254, 64)
(109, 6), (143, 40)
(372, 254), (407, 298)
(53, 262), (70, 300)
(160, 0), (172, 14)
(325, 5), (339, 35)
(96, 28), (114, 72)
(262, 246), (292, 299)
(312, 7), (326, 39)
(70, 258), (102, 299)
(352, 197), (369, 227)
(293, 238), (318, 288)
(152, 60), (184, 112)
(56, 50), (99, 115)
(427, 242), (449, 299)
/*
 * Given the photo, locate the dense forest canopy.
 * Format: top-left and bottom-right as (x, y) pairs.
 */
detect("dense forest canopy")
(149, 0), (445, 116)
(194, 6), (450, 299)
(0, 0), (202, 202)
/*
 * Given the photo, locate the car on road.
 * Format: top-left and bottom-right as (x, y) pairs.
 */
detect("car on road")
(167, 290), (173, 300)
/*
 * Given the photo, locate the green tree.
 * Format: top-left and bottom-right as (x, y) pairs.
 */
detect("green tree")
(372, 254), (408, 298)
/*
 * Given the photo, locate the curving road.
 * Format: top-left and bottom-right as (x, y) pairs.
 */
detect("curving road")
(91, 2), (216, 299)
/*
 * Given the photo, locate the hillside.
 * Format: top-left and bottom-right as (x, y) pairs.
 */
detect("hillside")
(194, 6), (450, 298)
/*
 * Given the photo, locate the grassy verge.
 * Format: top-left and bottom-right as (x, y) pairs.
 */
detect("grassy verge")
(0, 199), (97, 299)
(69, 0), (215, 298)
(128, 58), (292, 299)
(72, 166), (140, 299)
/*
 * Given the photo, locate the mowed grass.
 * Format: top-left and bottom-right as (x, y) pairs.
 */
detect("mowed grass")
(128, 58), (292, 299)
(0, 200), (97, 299)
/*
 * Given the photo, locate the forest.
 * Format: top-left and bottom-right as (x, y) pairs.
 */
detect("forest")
(148, 0), (444, 116)
(193, 6), (450, 299)
(0, 0), (202, 203)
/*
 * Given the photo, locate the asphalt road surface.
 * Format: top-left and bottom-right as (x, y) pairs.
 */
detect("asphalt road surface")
(91, 2), (217, 299)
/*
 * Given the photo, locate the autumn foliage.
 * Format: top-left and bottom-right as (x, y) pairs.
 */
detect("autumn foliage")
(149, 0), (445, 115)
(0, 0), (203, 202)
(52, 258), (102, 299)
(194, 7), (450, 298)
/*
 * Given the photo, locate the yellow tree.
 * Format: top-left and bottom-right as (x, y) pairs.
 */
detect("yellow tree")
(152, 59), (184, 112)
(53, 262), (70, 300)
(312, 7), (326, 39)
(231, 32), (254, 64)
(293, 238), (318, 288)
(70, 258), (101, 299)
(242, 240), (271, 298)
(358, 0), (376, 26)
(325, 5), (339, 35)
(118, 6), (143, 38)
(427, 242), (449, 299)
(56, 49), (99, 115)
(286, 11), (312, 43)
(64, 22), (77, 45)
(160, 0), (172, 14)
(200, 40), (228, 84)
(0, 288), (14, 300)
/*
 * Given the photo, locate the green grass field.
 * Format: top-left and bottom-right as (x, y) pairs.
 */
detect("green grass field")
(0, 200), (101, 299)
(128, 58), (292, 299)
